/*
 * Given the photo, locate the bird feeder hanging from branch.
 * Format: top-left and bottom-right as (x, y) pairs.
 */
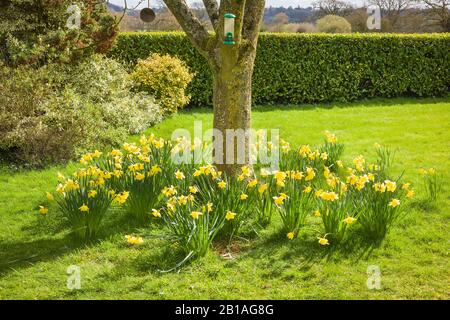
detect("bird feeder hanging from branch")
(140, 0), (155, 23)
(223, 13), (236, 45)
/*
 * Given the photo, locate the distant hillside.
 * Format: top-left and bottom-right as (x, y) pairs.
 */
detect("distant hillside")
(107, 2), (124, 13)
(107, 3), (314, 23)
(264, 6), (314, 23)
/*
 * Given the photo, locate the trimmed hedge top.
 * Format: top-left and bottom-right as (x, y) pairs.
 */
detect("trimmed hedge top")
(110, 32), (450, 106)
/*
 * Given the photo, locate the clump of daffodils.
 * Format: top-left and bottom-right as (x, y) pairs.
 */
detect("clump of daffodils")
(419, 168), (442, 202)
(45, 132), (415, 262)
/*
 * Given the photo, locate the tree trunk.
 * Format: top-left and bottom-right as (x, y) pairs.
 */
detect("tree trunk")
(211, 45), (256, 175)
(161, 0), (266, 176)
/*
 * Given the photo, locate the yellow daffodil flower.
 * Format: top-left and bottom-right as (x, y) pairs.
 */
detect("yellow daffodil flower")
(325, 131), (337, 144)
(178, 195), (188, 205)
(225, 211), (236, 221)
(110, 149), (122, 157)
(162, 186), (177, 197)
(273, 193), (287, 206)
(149, 165), (162, 176)
(298, 145), (311, 158)
(353, 155), (365, 172)
(114, 191), (129, 204)
(248, 179), (258, 188)
(79, 204), (89, 213)
(324, 167), (331, 179)
(191, 211), (203, 219)
(189, 186), (198, 194)
(320, 191), (339, 201)
(125, 235), (144, 245)
(305, 167), (315, 181)
(318, 236), (330, 246)
(347, 174), (358, 185)
(258, 183), (268, 194)
(388, 199), (400, 208)
(343, 216), (357, 225)
(92, 150), (102, 158)
(241, 166), (251, 177)
(384, 180), (397, 192)
(88, 190), (97, 198)
(151, 209), (161, 218)
(218, 181), (226, 189)
(175, 170), (185, 180)
(293, 171), (303, 180)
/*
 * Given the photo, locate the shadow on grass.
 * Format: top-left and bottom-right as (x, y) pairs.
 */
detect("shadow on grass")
(0, 235), (78, 276)
(0, 207), (146, 277)
(134, 244), (189, 274)
(408, 198), (438, 212)
(236, 225), (380, 274)
(182, 96), (450, 115)
(93, 239), (191, 280)
(116, 222), (384, 275)
(252, 96), (450, 113)
(0, 206), (388, 278)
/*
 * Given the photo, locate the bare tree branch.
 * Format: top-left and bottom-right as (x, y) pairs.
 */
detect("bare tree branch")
(368, 0), (411, 25)
(110, 0), (146, 28)
(421, 0), (450, 31)
(163, 0), (211, 56)
(242, 0), (266, 44)
(203, 0), (220, 31)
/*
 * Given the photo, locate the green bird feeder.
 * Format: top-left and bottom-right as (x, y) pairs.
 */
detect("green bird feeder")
(224, 13), (236, 45)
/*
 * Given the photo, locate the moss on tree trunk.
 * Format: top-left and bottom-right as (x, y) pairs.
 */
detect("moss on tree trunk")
(212, 45), (255, 175)
(162, 0), (266, 175)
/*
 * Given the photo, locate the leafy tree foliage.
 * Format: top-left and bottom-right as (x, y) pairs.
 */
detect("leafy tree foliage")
(0, 0), (118, 66)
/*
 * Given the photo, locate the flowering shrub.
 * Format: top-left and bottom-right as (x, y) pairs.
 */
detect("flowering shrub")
(43, 131), (417, 265)
(0, 55), (162, 167)
(130, 53), (194, 114)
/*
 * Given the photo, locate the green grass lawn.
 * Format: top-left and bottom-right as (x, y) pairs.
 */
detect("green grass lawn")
(0, 97), (449, 299)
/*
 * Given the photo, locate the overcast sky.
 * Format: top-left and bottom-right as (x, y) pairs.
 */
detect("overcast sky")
(109, 0), (366, 9)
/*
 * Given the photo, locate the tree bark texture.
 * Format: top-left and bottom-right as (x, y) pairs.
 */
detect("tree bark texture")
(163, 0), (266, 175)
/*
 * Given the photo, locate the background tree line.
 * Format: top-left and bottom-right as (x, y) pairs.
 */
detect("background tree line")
(110, 0), (449, 33)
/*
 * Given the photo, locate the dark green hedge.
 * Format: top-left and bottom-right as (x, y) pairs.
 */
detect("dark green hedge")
(109, 32), (450, 106)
